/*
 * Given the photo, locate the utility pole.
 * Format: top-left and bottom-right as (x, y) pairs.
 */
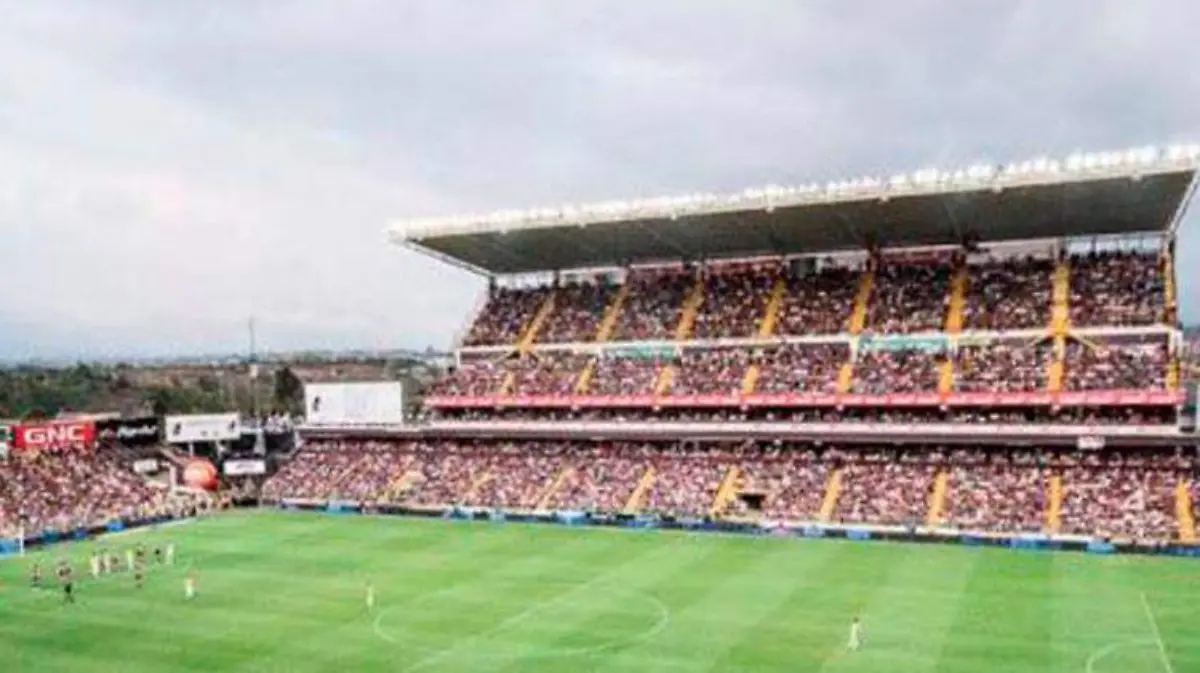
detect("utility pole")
(249, 317), (260, 420)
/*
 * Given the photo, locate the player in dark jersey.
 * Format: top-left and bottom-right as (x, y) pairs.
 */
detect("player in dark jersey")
(30, 562), (42, 587)
(58, 561), (74, 604)
(154, 546), (164, 564)
(135, 544), (147, 565)
(134, 557), (145, 589)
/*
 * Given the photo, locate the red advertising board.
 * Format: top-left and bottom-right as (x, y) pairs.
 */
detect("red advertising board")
(13, 420), (96, 451)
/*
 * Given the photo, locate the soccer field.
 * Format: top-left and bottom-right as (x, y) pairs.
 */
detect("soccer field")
(1, 511), (1196, 673)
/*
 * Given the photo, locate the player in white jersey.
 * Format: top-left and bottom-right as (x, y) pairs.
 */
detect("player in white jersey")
(366, 582), (375, 611)
(89, 552), (101, 579)
(848, 616), (862, 651)
(126, 549), (135, 572)
(184, 570), (196, 600)
(166, 543), (175, 565)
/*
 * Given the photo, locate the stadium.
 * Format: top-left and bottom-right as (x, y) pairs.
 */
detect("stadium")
(4, 145), (1200, 672)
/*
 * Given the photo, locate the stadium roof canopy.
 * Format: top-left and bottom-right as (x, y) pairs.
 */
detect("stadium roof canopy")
(390, 145), (1200, 276)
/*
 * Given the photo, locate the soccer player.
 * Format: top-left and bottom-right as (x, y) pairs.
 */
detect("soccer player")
(366, 582), (375, 611)
(89, 552), (101, 579)
(30, 562), (42, 587)
(58, 561), (74, 605)
(154, 545), (164, 565)
(135, 544), (147, 567)
(134, 558), (145, 589)
(848, 616), (862, 651)
(184, 570), (196, 601)
(166, 543), (175, 565)
(126, 548), (135, 573)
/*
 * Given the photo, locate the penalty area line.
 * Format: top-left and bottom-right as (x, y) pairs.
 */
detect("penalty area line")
(1139, 591), (1175, 673)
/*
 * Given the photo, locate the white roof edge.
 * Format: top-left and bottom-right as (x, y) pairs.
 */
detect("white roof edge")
(388, 145), (1200, 241)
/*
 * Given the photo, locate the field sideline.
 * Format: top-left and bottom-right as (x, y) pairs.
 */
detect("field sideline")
(1, 510), (1196, 672)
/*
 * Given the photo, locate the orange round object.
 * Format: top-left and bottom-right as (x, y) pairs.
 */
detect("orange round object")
(183, 459), (218, 490)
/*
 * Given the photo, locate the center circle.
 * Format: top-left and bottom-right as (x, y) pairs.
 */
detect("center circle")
(372, 580), (670, 660)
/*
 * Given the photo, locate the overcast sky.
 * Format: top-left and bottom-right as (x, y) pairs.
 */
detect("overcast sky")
(1, 0), (1197, 361)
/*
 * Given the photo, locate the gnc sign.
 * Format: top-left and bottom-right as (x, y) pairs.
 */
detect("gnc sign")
(14, 421), (96, 451)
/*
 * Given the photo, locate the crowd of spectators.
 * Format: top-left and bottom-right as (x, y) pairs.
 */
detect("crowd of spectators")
(1058, 451), (1182, 540)
(611, 269), (693, 341)
(0, 450), (209, 539)
(1069, 251), (1165, 327)
(510, 353), (592, 395)
(755, 344), (848, 394)
(428, 358), (510, 397)
(775, 266), (859, 336)
(1062, 342), (1168, 391)
(835, 451), (940, 526)
(865, 262), (953, 334)
(537, 281), (616, 343)
(588, 356), (666, 395)
(462, 286), (551, 347)
(954, 345), (1050, 392)
(850, 350), (944, 394)
(670, 349), (749, 395)
(256, 439), (1194, 541)
(962, 257), (1054, 331)
(942, 451), (1046, 533)
(693, 264), (778, 340)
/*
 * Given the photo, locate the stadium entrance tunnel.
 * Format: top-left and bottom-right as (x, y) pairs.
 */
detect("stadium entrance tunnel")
(371, 579), (670, 664)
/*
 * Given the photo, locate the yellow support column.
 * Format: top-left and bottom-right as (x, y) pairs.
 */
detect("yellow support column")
(944, 266), (968, 333)
(535, 466), (574, 510)
(819, 468), (843, 522)
(574, 358), (597, 394)
(709, 466), (741, 517)
(673, 274), (706, 341)
(516, 291), (556, 353)
(1177, 479), (1196, 543)
(926, 470), (949, 526)
(757, 276), (788, 338)
(1046, 473), (1063, 534)
(593, 283), (631, 342)
(623, 467), (657, 514)
(847, 270), (874, 334)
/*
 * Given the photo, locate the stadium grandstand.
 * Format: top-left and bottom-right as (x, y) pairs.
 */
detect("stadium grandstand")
(281, 144), (1200, 547)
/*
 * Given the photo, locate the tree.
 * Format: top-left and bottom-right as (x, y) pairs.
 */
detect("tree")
(273, 367), (304, 412)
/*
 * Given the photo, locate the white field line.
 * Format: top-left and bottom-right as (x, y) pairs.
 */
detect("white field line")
(1139, 591), (1176, 673)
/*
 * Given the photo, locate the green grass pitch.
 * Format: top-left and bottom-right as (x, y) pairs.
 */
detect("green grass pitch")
(1, 510), (1197, 673)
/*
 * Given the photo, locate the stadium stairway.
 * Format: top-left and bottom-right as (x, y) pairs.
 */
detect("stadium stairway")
(1046, 474), (1064, 534)
(836, 361), (854, 394)
(740, 277), (788, 394)
(516, 291), (556, 353)
(818, 468), (843, 522)
(593, 282), (631, 342)
(943, 265), (968, 333)
(709, 465), (742, 517)
(623, 467), (657, 514)
(925, 469), (949, 527)
(498, 371), (516, 395)
(654, 363), (676, 396)
(465, 471), (493, 503)
(1176, 479), (1197, 543)
(574, 358), (596, 394)
(938, 360), (954, 395)
(386, 468), (421, 502)
(1047, 258), (1071, 393)
(673, 273), (706, 340)
(1166, 357), (1180, 391)
(1162, 249), (1178, 324)
(535, 466), (574, 510)
(847, 269), (874, 334)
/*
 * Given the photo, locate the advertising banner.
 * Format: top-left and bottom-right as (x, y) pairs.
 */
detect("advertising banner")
(13, 420), (97, 451)
(96, 416), (162, 446)
(223, 459), (267, 476)
(164, 413), (241, 443)
(305, 382), (404, 426)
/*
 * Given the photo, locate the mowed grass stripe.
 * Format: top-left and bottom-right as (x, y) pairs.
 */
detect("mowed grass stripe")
(2, 511), (1199, 673)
